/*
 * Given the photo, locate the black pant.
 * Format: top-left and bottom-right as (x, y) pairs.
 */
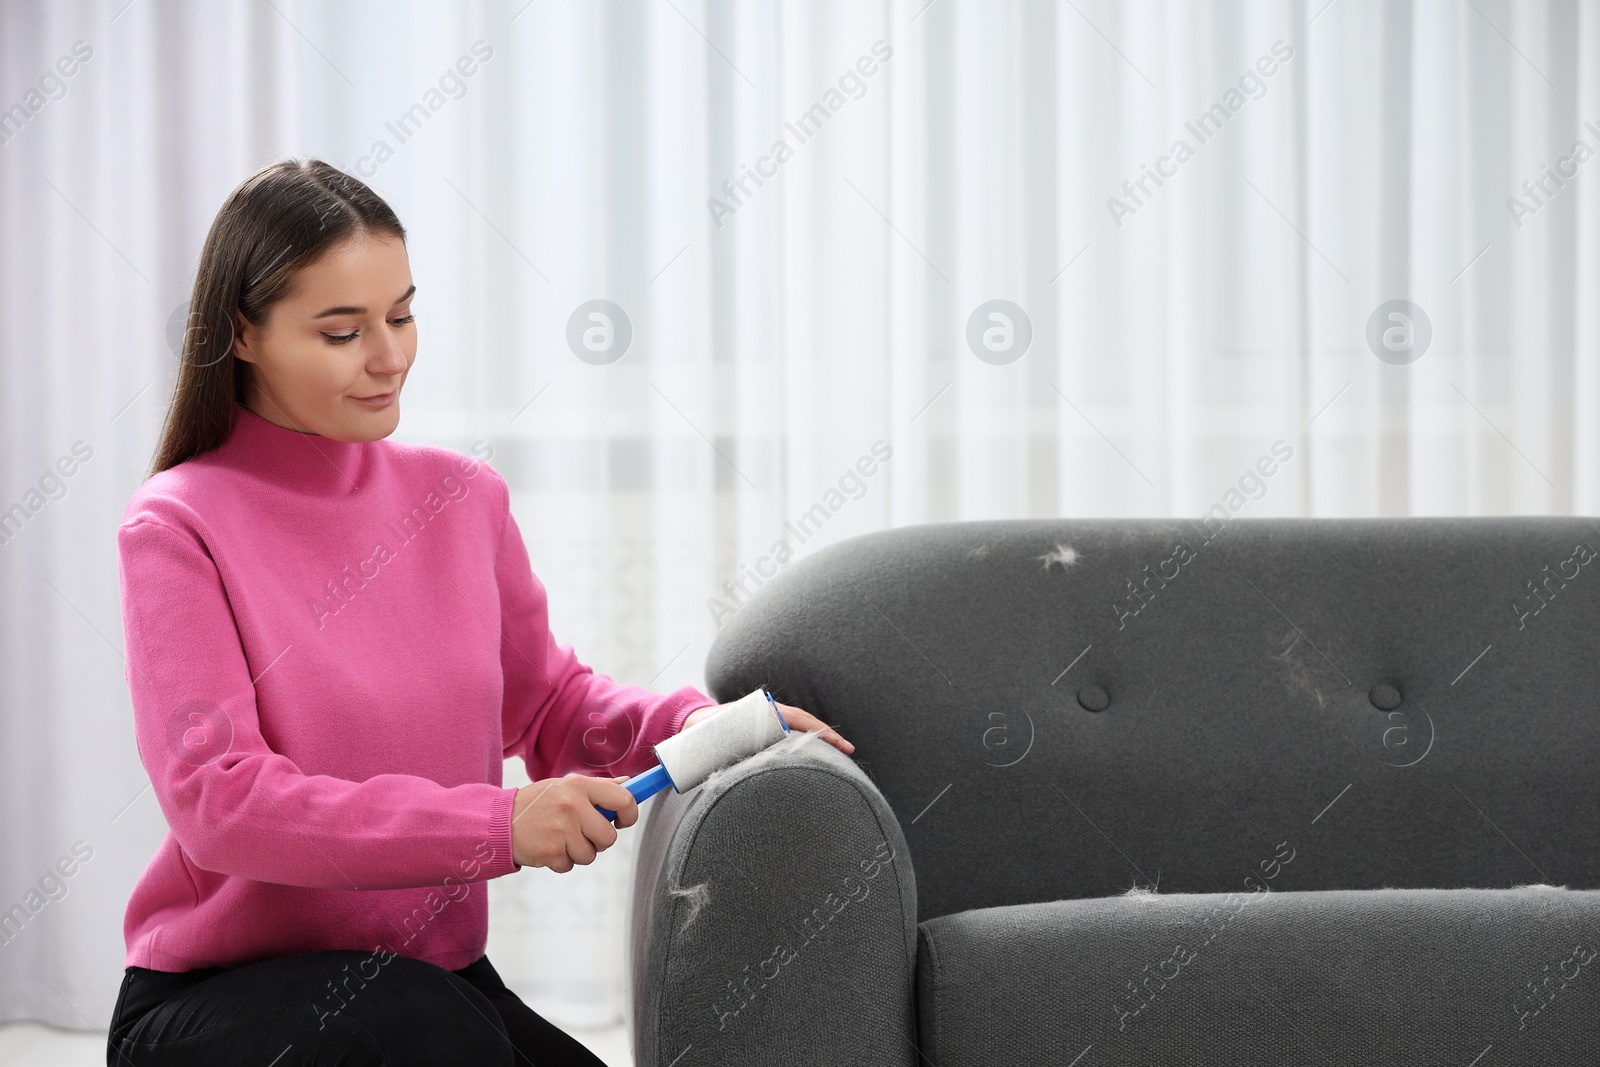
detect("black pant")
(106, 951), (608, 1066)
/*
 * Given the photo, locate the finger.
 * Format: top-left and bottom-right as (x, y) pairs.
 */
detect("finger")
(576, 804), (622, 855)
(567, 833), (600, 866)
(578, 782), (635, 838)
(551, 782), (617, 857)
(771, 702), (856, 753)
(782, 708), (855, 752)
(780, 709), (822, 733)
(776, 702), (810, 724)
(583, 776), (639, 824)
(604, 771), (630, 806)
(814, 731), (850, 753)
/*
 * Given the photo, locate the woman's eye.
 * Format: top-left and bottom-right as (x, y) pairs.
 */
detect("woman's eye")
(321, 316), (412, 344)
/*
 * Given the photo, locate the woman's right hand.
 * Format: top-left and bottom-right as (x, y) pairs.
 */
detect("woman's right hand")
(511, 773), (639, 873)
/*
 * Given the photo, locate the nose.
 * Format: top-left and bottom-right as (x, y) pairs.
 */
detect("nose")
(368, 327), (410, 376)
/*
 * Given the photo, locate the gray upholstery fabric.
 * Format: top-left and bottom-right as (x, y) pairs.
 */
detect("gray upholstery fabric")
(702, 518), (1600, 917)
(918, 888), (1600, 1065)
(628, 517), (1600, 1065)
(627, 736), (918, 1067)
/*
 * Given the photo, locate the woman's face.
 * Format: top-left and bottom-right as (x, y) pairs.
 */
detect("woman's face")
(232, 232), (416, 441)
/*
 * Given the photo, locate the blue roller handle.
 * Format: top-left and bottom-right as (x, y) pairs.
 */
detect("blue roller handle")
(595, 690), (789, 823)
(596, 762), (674, 823)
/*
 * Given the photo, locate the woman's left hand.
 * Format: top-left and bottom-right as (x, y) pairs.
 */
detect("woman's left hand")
(681, 700), (856, 755)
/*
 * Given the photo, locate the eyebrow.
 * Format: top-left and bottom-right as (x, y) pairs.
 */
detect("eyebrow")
(311, 284), (416, 319)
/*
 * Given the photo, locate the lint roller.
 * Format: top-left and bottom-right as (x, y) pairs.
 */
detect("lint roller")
(595, 686), (790, 822)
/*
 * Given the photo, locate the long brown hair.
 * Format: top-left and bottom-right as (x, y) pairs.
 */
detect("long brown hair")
(149, 158), (406, 476)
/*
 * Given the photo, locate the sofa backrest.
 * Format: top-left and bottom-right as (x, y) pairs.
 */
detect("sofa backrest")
(704, 517), (1600, 923)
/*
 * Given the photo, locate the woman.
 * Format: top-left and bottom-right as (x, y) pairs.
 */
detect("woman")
(108, 158), (854, 1065)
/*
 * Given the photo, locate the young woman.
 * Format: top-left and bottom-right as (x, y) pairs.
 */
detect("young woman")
(107, 158), (854, 1065)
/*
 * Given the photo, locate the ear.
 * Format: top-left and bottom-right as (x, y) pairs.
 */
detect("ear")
(230, 308), (256, 364)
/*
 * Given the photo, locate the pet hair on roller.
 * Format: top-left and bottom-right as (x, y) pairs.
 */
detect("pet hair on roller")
(595, 687), (790, 821)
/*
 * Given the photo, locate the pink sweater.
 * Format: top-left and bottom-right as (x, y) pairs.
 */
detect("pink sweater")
(117, 403), (714, 972)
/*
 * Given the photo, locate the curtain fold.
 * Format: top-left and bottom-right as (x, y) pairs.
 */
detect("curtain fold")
(1, 0), (1595, 1031)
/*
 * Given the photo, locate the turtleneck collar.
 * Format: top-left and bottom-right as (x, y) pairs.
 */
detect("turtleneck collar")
(220, 402), (374, 496)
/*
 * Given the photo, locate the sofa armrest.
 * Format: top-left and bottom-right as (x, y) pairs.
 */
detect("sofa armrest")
(627, 733), (919, 1067)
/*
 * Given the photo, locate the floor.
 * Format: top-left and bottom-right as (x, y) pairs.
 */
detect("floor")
(0, 1019), (633, 1065)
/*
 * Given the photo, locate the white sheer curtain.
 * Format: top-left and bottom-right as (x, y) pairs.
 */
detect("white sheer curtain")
(3, 0), (1596, 1033)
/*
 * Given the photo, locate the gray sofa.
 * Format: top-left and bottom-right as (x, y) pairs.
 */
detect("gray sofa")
(627, 518), (1600, 1065)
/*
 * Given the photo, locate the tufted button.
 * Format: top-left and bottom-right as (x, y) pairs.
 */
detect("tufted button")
(1369, 682), (1402, 711)
(1077, 684), (1110, 712)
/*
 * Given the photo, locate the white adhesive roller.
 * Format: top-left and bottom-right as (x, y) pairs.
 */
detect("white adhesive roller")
(594, 687), (790, 821)
(655, 687), (790, 790)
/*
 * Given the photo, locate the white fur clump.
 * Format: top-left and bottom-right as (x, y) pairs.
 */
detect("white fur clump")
(1270, 629), (1327, 710)
(1120, 873), (1170, 902)
(1038, 543), (1079, 570)
(969, 544), (991, 558)
(1513, 883), (1569, 891)
(668, 881), (712, 933)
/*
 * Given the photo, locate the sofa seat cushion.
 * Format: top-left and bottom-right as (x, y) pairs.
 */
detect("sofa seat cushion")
(916, 887), (1600, 1066)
